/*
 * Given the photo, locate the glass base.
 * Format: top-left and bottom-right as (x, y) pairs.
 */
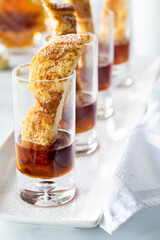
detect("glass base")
(112, 61), (134, 88)
(75, 128), (98, 156)
(98, 88), (114, 120)
(17, 169), (75, 207)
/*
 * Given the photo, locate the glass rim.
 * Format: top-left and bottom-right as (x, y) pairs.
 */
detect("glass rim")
(84, 32), (98, 46)
(12, 63), (76, 83)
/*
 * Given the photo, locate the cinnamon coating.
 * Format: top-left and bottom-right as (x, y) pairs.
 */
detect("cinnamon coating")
(42, 0), (83, 93)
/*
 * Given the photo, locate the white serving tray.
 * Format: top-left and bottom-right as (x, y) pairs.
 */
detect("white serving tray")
(0, 57), (159, 228)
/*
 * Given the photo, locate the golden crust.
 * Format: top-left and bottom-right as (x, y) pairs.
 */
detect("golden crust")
(21, 34), (89, 146)
(28, 34), (89, 100)
(42, 0), (77, 36)
(63, 0), (94, 33)
(21, 88), (68, 146)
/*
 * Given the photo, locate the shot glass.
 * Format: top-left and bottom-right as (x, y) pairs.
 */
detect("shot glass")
(104, 0), (133, 87)
(12, 64), (76, 207)
(75, 33), (98, 156)
(77, 11), (114, 120)
(97, 10), (114, 119)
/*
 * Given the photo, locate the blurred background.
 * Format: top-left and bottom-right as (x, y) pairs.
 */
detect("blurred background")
(1, 0), (160, 145)
(91, 0), (160, 57)
(1, 0), (160, 57)
(56, 0), (160, 57)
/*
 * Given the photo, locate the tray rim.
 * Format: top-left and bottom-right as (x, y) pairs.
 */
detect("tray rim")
(0, 212), (102, 228)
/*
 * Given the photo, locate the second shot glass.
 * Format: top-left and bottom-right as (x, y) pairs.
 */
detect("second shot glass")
(77, 11), (114, 120)
(75, 33), (98, 156)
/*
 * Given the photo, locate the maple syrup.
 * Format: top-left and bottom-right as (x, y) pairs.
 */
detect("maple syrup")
(76, 93), (96, 134)
(98, 56), (112, 91)
(16, 130), (74, 179)
(114, 39), (130, 65)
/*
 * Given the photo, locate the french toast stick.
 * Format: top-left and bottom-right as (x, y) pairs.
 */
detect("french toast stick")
(21, 34), (89, 146)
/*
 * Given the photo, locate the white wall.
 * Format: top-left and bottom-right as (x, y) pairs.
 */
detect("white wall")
(131, 0), (160, 56)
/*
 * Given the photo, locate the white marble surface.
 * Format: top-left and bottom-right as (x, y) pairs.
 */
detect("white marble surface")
(1, 205), (160, 240)
(0, 56), (160, 239)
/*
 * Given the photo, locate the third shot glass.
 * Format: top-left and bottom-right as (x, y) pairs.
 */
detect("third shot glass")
(104, 0), (133, 87)
(77, 11), (114, 120)
(98, 9), (114, 119)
